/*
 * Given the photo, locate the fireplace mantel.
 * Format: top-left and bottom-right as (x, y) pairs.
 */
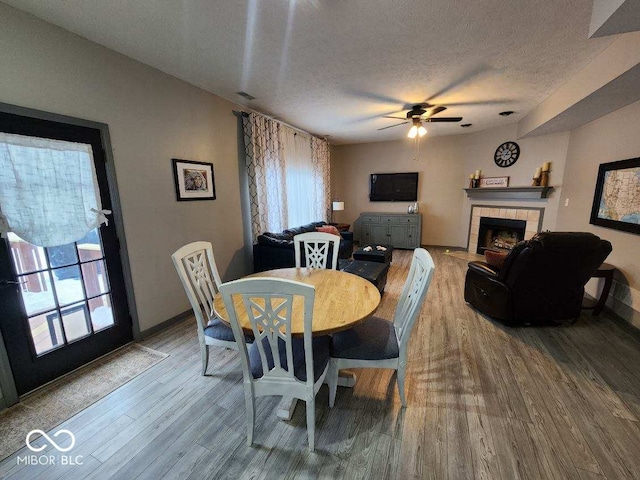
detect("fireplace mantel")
(464, 186), (554, 200)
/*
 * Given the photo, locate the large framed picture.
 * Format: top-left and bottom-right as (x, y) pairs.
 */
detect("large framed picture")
(172, 159), (216, 201)
(590, 157), (640, 235)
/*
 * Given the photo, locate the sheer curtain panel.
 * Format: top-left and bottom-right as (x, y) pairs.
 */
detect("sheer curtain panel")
(0, 132), (110, 247)
(282, 129), (314, 228)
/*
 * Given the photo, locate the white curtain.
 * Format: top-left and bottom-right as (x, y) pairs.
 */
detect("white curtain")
(282, 129), (314, 228)
(0, 132), (109, 247)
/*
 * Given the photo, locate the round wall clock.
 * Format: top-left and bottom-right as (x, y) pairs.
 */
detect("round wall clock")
(494, 141), (520, 167)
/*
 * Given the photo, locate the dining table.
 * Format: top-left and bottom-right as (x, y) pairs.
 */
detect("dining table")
(213, 267), (381, 419)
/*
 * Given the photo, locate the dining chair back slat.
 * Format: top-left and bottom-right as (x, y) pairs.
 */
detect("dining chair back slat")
(187, 251), (219, 321)
(242, 292), (296, 379)
(294, 232), (340, 269)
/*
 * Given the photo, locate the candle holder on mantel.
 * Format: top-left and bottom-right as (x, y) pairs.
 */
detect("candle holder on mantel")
(540, 163), (551, 187)
(539, 171), (549, 187)
(472, 170), (482, 188)
(531, 167), (541, 186)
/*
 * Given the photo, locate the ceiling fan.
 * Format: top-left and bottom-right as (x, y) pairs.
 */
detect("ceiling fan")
(378, 104), (463, 137)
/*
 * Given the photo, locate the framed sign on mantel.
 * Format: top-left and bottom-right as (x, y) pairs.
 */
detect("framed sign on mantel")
(590, 157), (640, 234)
(479, 176), (509, 188)
(172, 159), (216, 201)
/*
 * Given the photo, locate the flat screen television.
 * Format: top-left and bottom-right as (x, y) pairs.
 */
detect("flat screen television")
(369, 172), (419, 202)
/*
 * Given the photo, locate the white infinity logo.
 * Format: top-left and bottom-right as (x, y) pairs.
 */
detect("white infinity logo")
(26, 429), (76, 453)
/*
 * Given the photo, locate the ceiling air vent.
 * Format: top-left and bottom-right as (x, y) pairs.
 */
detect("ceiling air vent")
(236, 91), (256, 100)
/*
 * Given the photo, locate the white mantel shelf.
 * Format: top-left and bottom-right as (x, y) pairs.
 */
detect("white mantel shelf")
(463, 186), (554, 200)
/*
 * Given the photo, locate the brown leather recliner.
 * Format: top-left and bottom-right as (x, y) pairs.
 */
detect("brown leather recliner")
(464, 232), (612, 325)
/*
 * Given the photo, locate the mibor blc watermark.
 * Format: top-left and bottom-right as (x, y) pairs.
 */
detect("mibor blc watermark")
(17, 429), (84, 466)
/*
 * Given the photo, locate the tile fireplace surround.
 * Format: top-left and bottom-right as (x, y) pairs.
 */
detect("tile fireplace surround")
(468, 205), (544, 254)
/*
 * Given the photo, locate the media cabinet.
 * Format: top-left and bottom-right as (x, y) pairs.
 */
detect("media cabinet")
(357, 212), (422, 249)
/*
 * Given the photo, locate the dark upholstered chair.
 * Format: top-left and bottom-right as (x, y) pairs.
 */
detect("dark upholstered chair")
(464, 232), (612, 325)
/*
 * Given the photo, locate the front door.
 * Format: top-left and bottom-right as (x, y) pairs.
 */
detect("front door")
(0, 111), (132, 396)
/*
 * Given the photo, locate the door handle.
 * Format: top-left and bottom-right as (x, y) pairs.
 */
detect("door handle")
(0, 279), (25, 287)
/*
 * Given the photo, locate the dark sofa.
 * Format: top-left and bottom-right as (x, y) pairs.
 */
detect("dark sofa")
(253, 221), (353, 272)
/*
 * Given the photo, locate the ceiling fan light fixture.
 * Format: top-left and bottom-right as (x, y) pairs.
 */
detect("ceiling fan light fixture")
(408, 117), (426, 138)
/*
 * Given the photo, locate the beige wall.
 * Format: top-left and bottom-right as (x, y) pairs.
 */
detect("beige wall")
(331, 124), (570, 247)
(0, 4), (248, 333)
(557, 99), (640, 327)
(331, 136), (466, 246)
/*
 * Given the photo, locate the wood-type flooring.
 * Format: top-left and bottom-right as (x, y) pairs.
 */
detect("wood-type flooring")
(2, 247), (640, 479)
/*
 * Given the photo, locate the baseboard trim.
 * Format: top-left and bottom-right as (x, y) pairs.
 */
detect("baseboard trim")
(584, 291), (640, 341)
(138, 310), (193, 341)
(603, 305), (640, 342)
(422, 245), (466, 251)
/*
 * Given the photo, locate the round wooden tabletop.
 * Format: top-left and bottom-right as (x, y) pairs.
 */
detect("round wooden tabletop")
(213, 268), (381, 336)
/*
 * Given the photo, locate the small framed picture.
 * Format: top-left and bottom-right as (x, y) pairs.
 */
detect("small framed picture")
(590, 157), (640, 234)
(479, 176), (509, 188)
(172, 159), (216, 201)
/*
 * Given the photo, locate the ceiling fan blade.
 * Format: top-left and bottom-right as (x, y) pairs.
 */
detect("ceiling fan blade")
(382, 115), (407, 120)
(424, 106), (447, 118)
(425, 117), (463, 123)
(377, 121), (409, 131)
(423, 65), (493, 103)
(443, 100), (509, 107)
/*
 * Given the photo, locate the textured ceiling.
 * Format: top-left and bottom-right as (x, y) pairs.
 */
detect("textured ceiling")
(4, 0), (616, 144)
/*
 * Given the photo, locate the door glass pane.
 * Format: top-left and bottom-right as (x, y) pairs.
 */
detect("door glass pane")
(61, 303), (91, 342)
(8, 232), (48, 274)
(48, 243), (78, 268)
(77, 230), (103, 262)
(89, 295), (114, 332)
(19, 271), (56, 316)
(52, 265), (84, 306)
(82, 260), (109, 298)
(29, 311), (64, 355)
(6, 224), (116, 358)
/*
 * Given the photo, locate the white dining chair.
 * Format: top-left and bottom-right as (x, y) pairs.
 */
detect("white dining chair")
(219, 277), (331, 451)
(327, 248), (435, 407)
(294, 231), (340, 269)
(171, 241), (251, 376)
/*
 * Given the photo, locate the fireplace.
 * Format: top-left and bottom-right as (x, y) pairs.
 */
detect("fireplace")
(476, 217), (526, 254)
(467, 206), (543, 255)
